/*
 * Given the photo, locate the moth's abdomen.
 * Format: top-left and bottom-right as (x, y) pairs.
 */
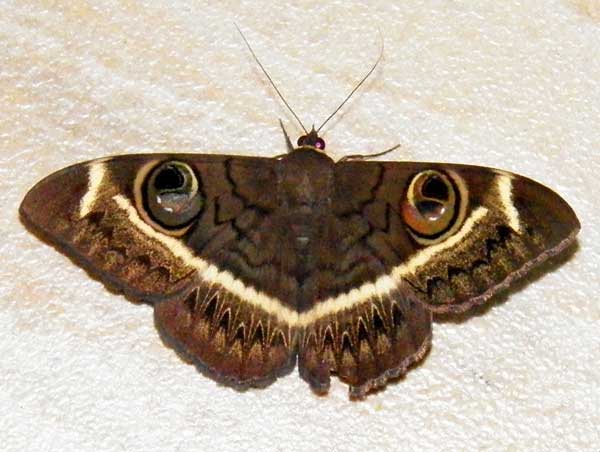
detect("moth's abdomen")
(278, 149), (336, 309)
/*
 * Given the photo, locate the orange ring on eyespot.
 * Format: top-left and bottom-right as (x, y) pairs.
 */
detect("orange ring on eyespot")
(401, 170), (459, 239)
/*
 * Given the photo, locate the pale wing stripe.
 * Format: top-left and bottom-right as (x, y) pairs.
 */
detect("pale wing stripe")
(200, 264), (299, 324)
(112, 195), (299, 324)
(392, 206), (489, 278)
(298, 206), (489, 325)
(113, 194), (487, 327)
(297, 276), (397, 326)
(497, 174), (521, 232)
(80, 162), (106, 218)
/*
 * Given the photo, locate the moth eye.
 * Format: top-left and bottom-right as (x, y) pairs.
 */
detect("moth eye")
(144, 161), (204, 230)
(401, 170), (459, 239)
(314, 137), (326, 150)
(297, 135), (307, 146)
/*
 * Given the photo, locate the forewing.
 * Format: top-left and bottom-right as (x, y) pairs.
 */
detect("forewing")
(329, 160), (580, 314)
(20, 153), (297, 386)
(298, 159), (578, 397)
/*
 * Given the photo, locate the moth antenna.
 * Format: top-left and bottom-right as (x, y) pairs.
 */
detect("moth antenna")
(316, 30), (384, 134)
(235, 23), (309, 135)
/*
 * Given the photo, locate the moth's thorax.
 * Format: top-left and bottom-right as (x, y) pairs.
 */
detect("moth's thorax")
(277, 148), (334, 298)
(279, 148), (334, 208)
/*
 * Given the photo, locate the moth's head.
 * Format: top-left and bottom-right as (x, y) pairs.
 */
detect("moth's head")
(296, 126), (326, 152)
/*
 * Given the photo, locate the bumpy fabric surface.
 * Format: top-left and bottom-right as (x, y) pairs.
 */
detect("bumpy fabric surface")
(1, 1), (599, 451)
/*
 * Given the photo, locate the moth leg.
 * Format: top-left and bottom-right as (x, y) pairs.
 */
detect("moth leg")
(279, 119), (295, 154)
(299, 283), (431, 399)
(338, 144), (400, 162)
(154, 281), (297, 389)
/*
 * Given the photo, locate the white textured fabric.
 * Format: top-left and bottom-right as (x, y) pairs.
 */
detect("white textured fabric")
(1, 1), (599, 451)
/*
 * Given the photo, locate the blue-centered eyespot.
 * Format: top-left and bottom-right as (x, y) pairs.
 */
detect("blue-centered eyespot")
(144, 161), (204, 230)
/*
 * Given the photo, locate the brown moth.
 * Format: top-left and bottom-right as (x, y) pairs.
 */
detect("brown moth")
(19, 33), (580, 399)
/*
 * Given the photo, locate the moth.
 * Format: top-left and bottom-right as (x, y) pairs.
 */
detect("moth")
(20, 32), (580, 398)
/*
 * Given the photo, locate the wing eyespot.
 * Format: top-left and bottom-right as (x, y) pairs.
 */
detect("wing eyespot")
(135, 160), (205, 235)
(401, 169), (468, 244)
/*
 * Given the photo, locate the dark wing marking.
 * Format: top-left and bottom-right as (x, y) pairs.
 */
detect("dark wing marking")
(299, 283), (431, 398)
(155, 281), (295, 387)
